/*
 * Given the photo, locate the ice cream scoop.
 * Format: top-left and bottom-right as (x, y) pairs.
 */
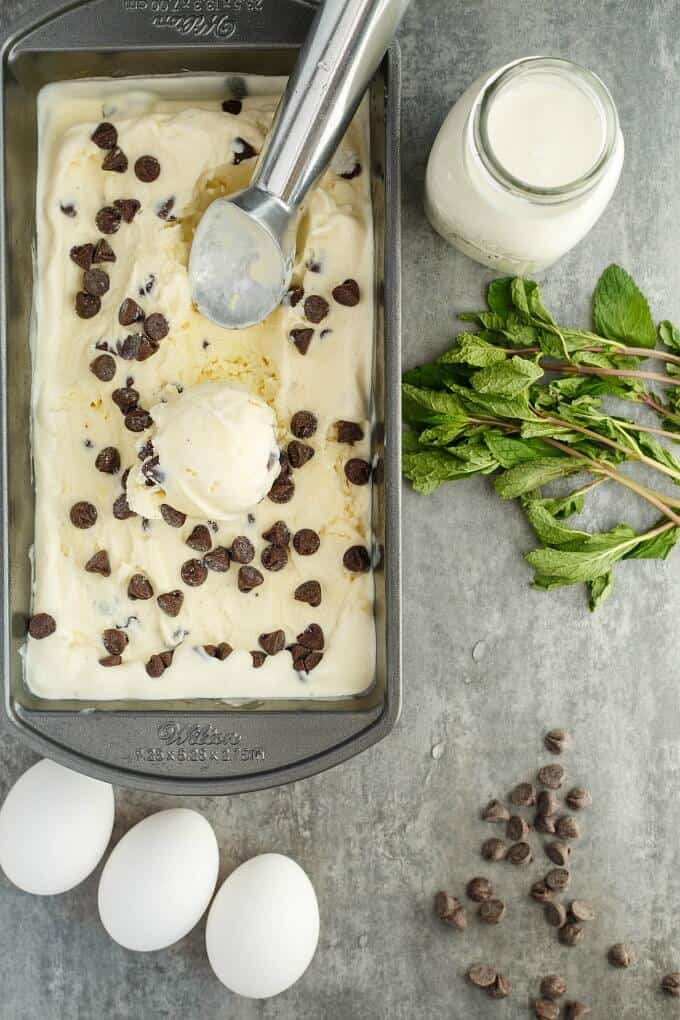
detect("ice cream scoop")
(189, 0), (408, 329)
(128, 382), (281, 520)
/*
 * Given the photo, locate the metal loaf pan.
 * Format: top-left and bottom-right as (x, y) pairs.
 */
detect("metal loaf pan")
(0, 0), (402, 794)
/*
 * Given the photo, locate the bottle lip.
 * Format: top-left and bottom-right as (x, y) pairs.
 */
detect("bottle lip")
(473, 56), (620, 204)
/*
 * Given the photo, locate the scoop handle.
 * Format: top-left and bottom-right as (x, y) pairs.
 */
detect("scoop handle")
(253, 0), (408, 210)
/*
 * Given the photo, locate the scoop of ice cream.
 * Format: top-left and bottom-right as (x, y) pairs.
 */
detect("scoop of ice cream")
(128, 382), (280, 520)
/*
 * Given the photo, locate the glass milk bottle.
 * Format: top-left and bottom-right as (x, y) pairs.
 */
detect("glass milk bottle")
(424, 56), (624, 274)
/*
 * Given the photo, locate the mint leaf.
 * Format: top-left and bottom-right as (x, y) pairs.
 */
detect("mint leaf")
(402, 384), (469, 425)
(403, 446), (493, 494)
(522, 500), (590, 546)
(483, 432), (560, 468)
(589, 571), (613, 610)
(471, 356), (543, 397)
(624, 525), (679, 559)
(592, 264), (656, 348)
(487, 278), (514, 313)
(494, 458), (587, 499)
(525, 525), (639, 584)
(530, 490), (586, 519)
(438, 334), (507, 368)
(659, 319), (680, 352)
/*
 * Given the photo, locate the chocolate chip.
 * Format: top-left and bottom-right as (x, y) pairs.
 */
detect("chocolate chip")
(157, 590), (184, 617)
(534, 1001), (560, 1020)
(250, 650), (266, 668)
(28, 613), (56, 639)
(479, 898), (505, 924)
(96, 206), (122, 234)
(434, 891), (467, 930)
(186, 525), (212, 553)
(544, 727), (571, 754)
(160, 504), (186, 528)
(83, 268), (109, 297)
(294, 580), (321, 607)
(545, 901), (567, 928)
(545, 841), (571, 867)
(90, 354), (116, 382)
(262, 520), (291, 547)
(297, 623), (324, 650)
(466, 877), (493, 902)
(507, 841), (532, 866)
(70, 501), (97, 529)
(565, 1004), (591, 1019)
(204, 547), (230, 573)
(139, 273), (155, 295)
(95, 446), (121, 474)
(283, 525), (318, 560)
(336, 420), (364, 445)
(238, 566), (263, 592)
(530, 880), (553, 903)
(570, 900), (595, 922)
(134, 155), (161, 182)
(268, 473), (295, 503)
(332, 278), (360, 306)
(103, 628), (128, 656)
(230, 536), (255, 563)
(540, 975), (567, 1001)
(119, 298), (144, 326)
(112, 386), (139, 414)
(304, 295), (329, 323)
(538, 764), (566, 789)
(85, 550), (111, 576)
(136, 336), (159, 362)
(117, 334), (141, 360)
(233, 137), (257, 164)
(124, 407), (153, 432)
(343, 545), (370, 572)
(535, 814), (557, 835)
(506, 815), (530, 841)
(565, 786), (592, 810)
(60, 202), (77, 217)
(259, 629), (285, 655)
(662, 973), (680, 997)
(146, 654), (165, 678)
(467, 965), (497, 989)
(290, 328), (314, 355)
(93, 239), (116, 263)
(481, 838), (507, 862)
(99, 654), (122, 667)
(181, 558), (208, 587)
(160, 650), (174, 669)
(92, 122), (117, 149)
(608, 943), (635, 968)
(75, 291), (101, 319)
(70, 243), (94, 270)
(102, 147), (128, 173)
(339, 162), (361, 180)
(113, 493), (136, 520)
(128, 573), (153, 599)
(560, 923), (585, 947)
(157, 197), (175, 221)
(222, 98), (242, 114)
(114, 198), (140, 223)
(286, 440), (314, 469)
(545, 868), (570, 892)
(261, 544), (288, 572)
(208, 642), (233, 660)
(555, 815), (580, 841)
(509, 782), (537, 806)
(481, 799), (510, 823)
(144, 313), (169, 341)
(289, 644), (323, 672)
(487, 974), (511, 1000)
(537, 790), (559, 816)
(287, 284), (304, 307)
(345, 458), (371, 485)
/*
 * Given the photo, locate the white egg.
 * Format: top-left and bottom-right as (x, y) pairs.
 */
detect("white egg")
(0, 758), (114, 895)
(206, 853), (319, 998)
(98, 808), (218, 952)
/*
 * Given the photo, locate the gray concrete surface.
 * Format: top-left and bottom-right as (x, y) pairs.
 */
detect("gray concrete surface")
(2, 0), (680, 1017)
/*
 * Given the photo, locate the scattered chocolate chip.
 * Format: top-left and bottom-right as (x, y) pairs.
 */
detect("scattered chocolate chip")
(540, 975), (567, 1001)
(545, 868), (570, 892)
(530, 880), (553, 903)
(119, 297), (144, 326)
(70, 243), (94, 270)
(487, 974), (511, 1000)
(259, 630), (285, 656)
(90, 353), (116, 382)
(102, 147), (128, 173)
(288, 440), (315, 468)
(128, 573), (153, 600)
(186, 525), (212, 553)
(306, 257), (322, 273)
(339, 162), (361, 180)
(60, 202), (77, 217)
(466, 877), (493, 902)
(570, 900), (595, 922)
(537, 790), (559, 816)
(336, 420), (365, 445)
(28, 613), (56, 639)
(565, 1004), (591, 1019)
(287, 284), (304, 307)
(70, 501), (97, 529)
(467, 964), (497, 989)
(535, 814), (557, 835)
(146, 654), (165, 678)
(85, 550), (111, 576)
(233, 137), (257, 164)
(222, 98), (242, 114)
(560, 923), (585, 947)
(160, 503), (186, 528)
(237, 565), (263, 593)
(103, 628), (128, 656)
(92, 122), (117, 149)
(114, 198), (140, 223)
(506, 815), (530, 841)
(99, 654), (122, 667)
(160, 650), (174, 669)
(545, 901), (567, 928)
(268, 472), (295, 503)
(136, 336), (159, 361)
(118, 334), (142, 360)
(545, 727), (571, 754)
(343, 545), (371, 572)
(144, 313), (169, 341)
(139, 273), (155, 295)
(96, 205), (122, 234)
(157, 197), (176, 221)
(112, 386), (139, 414)
(481, 838), (506, 862)
(608, 943), (635, 968)
(262, 520), (291, 547)
(481, 799), (510, 823)
(566, 786), (592, 811)
(250, 650), (266, 668)
(83, 268), (110, 297)
(662, 973), (680, 997)
(479, 898), (506, 924)
(507, 842), (532, 866)
(204, 547), (230, 572)
(289, 644), (323, 673)
(510, 782), (536, 807)
(304, 295), (329, 323)
(545, 841), (571, 867)
(290, 327), (314, 355)
(75, 291), (101, 318)
(538, 764), (566, 790)
(181, 558), (208, 587)
(297, 623), (324, 650)
(290, 411), (317, 439)
(292, 528), (319, 556)
(125, 407), (153, 432)
(230, 535), (255, 563)
(156, 591), (184, 618)
(205, 642), (232, 660)
(113, 492), (136, 520)
(534, 1001), (560, 1020)
(555, 815), (580, 841)
(261, 544), (288, 572)
(332, 278), (360, 306)
(93, 239), (116, 263)
(434, 891), (467, 931)
(135, 155), (161, 182)
(294, 580), (322, 607)
(95, 446), (121, 474)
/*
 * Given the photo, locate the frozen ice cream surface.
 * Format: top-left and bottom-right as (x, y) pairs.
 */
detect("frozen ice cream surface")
(26, 76), (376, 700)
